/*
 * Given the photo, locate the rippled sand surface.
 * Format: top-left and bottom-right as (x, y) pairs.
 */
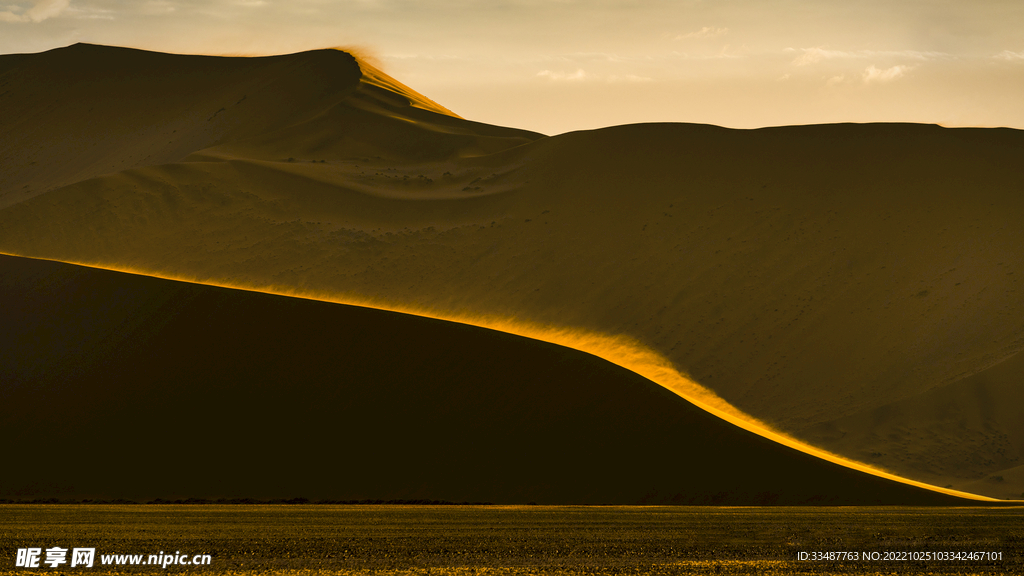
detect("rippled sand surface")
(2, 505), (1020, 575)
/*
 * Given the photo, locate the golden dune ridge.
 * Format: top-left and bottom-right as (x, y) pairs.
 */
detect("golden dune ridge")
(5, 251), (992, 504)
(2, 43), (1023, 499)
(0, 250), (1005, 502)
(344, 47), (462, 119)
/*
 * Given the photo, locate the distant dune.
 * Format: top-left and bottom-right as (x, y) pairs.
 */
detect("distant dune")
(0, 254), (987, 504)
(1, 43), (1022, 500)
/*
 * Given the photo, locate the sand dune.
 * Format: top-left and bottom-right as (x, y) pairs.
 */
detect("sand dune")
(0, 43), (538, 208)
(0, 253), (989, 504)
(1, 44), (1023, 499)
(804, 345), (1024, 500)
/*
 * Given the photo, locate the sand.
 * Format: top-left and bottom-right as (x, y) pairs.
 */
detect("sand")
(4, 505), (1023, 575)
(1, 43), (1022, 500)
(0, 253), (988, 504)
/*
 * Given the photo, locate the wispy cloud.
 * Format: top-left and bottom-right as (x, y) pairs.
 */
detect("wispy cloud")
(674, 26), (728, 40)
(536, 69), (652, 83)
(862, 64), (910, 83)
(994, 50), (1024, 60)
(537, 68), (587, 81)
(825, 74), (845, 86)
(792, 47), (850, 66)
(65, 4), (117, 20)
(607, 74), (652, 83)
(0, 0), (70, 22)
(140, 0), (179, 16)
(791, 47), (945, 66)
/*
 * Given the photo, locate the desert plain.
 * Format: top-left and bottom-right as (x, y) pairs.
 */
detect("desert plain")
(2, 505), (1023, 575)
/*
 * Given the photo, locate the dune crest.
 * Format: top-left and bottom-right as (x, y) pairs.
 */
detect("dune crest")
(0, 252), (1003, 504)
(342, 48), (461, 118)
(0, 43), (539, 209)
(0, 250), (1003, 502)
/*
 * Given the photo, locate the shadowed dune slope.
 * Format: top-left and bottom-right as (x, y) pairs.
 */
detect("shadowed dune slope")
(804, 347), (1024, 500)
(0, 254), (986, 505)
(0, 43), (540, 208)
(1, 44), (1023, 499)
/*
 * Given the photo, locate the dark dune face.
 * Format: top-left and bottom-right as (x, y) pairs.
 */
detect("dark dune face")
(0, 44), (360, 207)
(1, 44), (1023, 500)
(0, 43), (540, 209)
(0, 254), (980, 505)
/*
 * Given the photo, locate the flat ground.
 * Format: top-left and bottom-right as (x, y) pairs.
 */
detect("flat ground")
(1, 505), (1021, 575)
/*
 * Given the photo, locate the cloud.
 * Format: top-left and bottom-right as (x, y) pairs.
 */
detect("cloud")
(674, 26), (728, 40)
(825, 74), (845, 86)
(607, 74), (652, 83)
(26, 0), (67, 20)
(536, 69), (651, 83)
(792, 47), (853, 66)
(994, 50), (1024, 60)
(792, 47), (945, 66)
(138, 0), (179, 16)
(0, 0), (70, 22)
(537, 68), (587, 81)
(64, 4), (118, 20)
(862, 64), (909, 83)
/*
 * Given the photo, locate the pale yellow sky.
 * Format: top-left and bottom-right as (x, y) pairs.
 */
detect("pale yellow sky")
(3, 0), (1023, 134)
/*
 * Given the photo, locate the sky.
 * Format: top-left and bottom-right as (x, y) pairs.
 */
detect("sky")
(2, 0), (1023, 135)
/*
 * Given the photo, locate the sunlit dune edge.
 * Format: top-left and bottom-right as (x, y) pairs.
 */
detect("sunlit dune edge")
(5, 250), (1006, 503)
(337, 47), (462, 119)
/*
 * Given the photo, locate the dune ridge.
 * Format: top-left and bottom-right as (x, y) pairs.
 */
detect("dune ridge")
(0, 251), (1003, 503)
(347, 49), (462, 118)
(0, 43), (540, 209)
(2, 44), (1023, 499)
(1, 252), (1006, 504)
